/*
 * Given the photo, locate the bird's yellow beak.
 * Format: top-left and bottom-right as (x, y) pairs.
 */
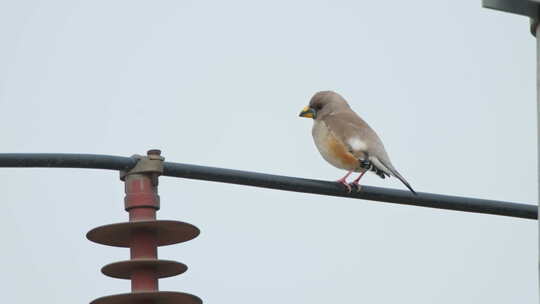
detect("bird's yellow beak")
(299, 106), (316, 119)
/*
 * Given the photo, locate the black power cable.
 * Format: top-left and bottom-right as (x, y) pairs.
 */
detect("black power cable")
(0, 153), (536, 220)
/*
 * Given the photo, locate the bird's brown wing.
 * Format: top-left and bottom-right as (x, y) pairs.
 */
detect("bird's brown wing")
(323, 111), (389, 160)
(323, 111), (416, 194)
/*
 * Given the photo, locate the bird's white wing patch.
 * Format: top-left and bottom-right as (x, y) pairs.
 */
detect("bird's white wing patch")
(347, 137), (367, 152)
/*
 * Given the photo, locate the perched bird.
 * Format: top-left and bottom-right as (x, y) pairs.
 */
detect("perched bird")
(299, 91), (416, 194)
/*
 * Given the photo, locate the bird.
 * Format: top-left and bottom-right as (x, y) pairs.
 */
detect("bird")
(299, 91), (416, 195)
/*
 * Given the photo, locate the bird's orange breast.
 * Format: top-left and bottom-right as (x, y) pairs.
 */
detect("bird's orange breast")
(312, 121), (359, 170)
(327, 134), (359, 168)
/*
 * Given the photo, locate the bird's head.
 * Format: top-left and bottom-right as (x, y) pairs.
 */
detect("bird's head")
(299, 90), (349, 120)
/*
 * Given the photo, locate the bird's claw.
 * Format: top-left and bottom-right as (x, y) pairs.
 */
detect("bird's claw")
(349, 182), (362, 192)
(337, 179), (352, 193)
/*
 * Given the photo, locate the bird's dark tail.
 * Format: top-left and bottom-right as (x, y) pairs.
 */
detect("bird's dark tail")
(393, 172), (417, 195)
(375, 158), (417, 195)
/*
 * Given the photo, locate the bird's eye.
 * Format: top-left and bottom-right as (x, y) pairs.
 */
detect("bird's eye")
(315, 104), (322, 110)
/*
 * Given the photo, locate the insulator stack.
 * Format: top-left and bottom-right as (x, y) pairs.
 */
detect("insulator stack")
(86, 150), (202, 304)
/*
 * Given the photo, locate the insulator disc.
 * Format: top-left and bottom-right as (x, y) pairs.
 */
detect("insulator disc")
(101, 259), (187, 279)
(90, 291), (202, 304)
(86, 220), (200, 247)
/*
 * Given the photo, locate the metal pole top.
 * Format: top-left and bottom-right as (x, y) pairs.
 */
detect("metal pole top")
(483, 0), (540, 18)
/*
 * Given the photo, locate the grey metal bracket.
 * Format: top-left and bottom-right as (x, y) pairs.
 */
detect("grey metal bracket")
(119, 150), (164, 183)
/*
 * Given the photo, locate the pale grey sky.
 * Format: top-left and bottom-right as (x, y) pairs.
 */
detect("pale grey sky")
(0, 1), (537, 303)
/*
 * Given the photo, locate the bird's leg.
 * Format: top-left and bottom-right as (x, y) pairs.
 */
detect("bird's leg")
(351, 155), (371, 192)
(336, 170), (354, 192)
(350, 170), (368, 192)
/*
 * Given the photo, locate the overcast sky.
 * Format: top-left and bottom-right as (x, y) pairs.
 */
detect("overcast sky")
(0, 1), (537, 303)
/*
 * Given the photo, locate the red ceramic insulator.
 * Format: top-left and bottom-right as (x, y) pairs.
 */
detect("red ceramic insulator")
(125, 172), (159, 292)
(87, 150), (202, 304)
